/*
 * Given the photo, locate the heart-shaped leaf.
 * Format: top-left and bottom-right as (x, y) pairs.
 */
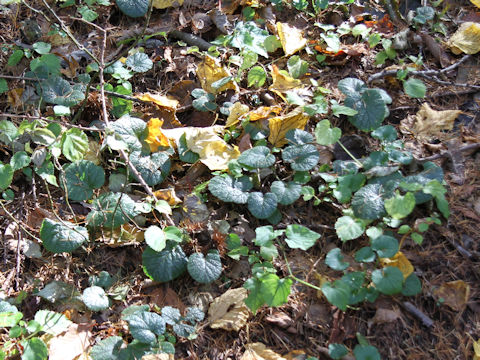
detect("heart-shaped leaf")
(129, 151), (170, 186)
(371, 266), (403, 295)
(282, 144), (319, 171)
(61, 128), (88, 162)
(144, 225), (166, 252)
(62, 160), (105, 201)
(208, 175), (253, 204)
(371, 235), (399, 258)
(335, 215), (365, 241)
(187, 250), (222, 284)
(125, 311), (166, 343)
(345, 88), (391, 131)
(126, 53), (152, 73)
(40, 219), (88, 253)
(315, 119), (341, 145)
(82, 286), (110, 311)
(238, 146), (276, 169)
(142, 245), (188, 282)
(285, 224), (320, 250)
(90, 336), (123, 360)
(325, 248), (349, 271)
(270, 181), (302, 205)
(352, 184), (386, 220)
(247, 192), (278, 219)
(87, 192), (140, 229)
(39, 76), (85, 106)
(115, 0), (148, 17)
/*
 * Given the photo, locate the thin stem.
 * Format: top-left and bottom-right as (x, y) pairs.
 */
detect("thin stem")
(336, 140), (363, 168)
(283, 252), (323, 292)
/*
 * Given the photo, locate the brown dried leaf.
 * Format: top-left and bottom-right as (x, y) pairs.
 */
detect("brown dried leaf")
(241, 343), (286, 360)
(412, 103), (461, 140)
(48, 323), (92, 360)
(208, 288), (251, 331)
(368, 308), (402, 329)
(433, 280), (470, 311)
(265, 311), (293, 329)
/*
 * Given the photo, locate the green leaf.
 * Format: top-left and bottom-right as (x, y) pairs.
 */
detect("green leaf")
(126, 53), (153, 72)
(90, 336), (123, 360)
(0, 301), (18, 313)
(413, 6), (435, 24)
(352, 184), (386, 220)
(78, 5), (98, 21)
(173, 322), (196, 338)
(161, 306), (181, 325)
(270, 181), (302, 205)
(285, 129), (314, 145)
(371, 125), (397, 142)
(22, 338), (48, 360)
(0, 79), (7, 94)
(125, 311), (166, 343)
(142, 245), (188, 282)
(334, 173), (366, 203)
(325, 248), (349, 271)
(384, 191), (416, 219)
(371, 266), (403, 295)
(355, 246), (376, 263)
(89, 271), (114, 289)
(87, 192), (140, 229)
(61, 128), (88, 161)
(285, 224), (320, 250)
(32, 42), (52, 55)
(129, 151), (170, 186)
(82, 286), (110, 311)
(244, 277), (264, 313)
(208, 175), (253, 204)
(335, 215), (365, 241)
(0, 120), (19, 144)
(402, 273), (422, 296)
(263, 35), (282, 53)
(8, 49), (24, 67)
(0, 309), (22, 327)
(345, 88), (391, 131)
(282, 144), (319, 171)
(30, 54), (61, 76)
(254, 226), (283, 246)
(238, 146), (275, 168)
(115, 0), (148, 17)
(144, 225), (166, 252)
(62, 160), (105, 201)
(248, 66), (267, 88)
(404, 78), (426, 98)
(118, 341), (154, 360)
(321, 280), (350, 311)
(337, 78), (367, 97)
(40, 219), (88, 253)
(314, 119), (341, 145)
(328, 343), (349, 359)
(109, 115), (148, 152)
(259, 273), (292, 307)
(248, 192), (278, 219)
(331, 103), (358, 116)
(39, 76), (85, 106)
(187, 250), (222, 284)
(230, 21), (270, 58)
(287, 55), (308, 79)
(37, 281), (80, 303)
(34, 310), (72, 335)
(0, 164), (14, 191)
(371, 235), (399, 258)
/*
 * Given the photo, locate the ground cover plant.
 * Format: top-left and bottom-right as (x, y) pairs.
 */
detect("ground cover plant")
(0, 0), (479, 358)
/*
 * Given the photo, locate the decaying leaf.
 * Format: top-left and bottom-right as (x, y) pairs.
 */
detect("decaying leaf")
(313, 272), (330, 299)
(241, 343), (286, 360)
(84, 140), (102, 165)
(7, 88), (23, 108)
(367, 308), (402, 329)
(145, 118), (170, 152)
(48, 323), (92, 360)
(240, 106), (282, 124)
(277, 22), (307, 56)
(152, 0), (184, 9)
(225, 102), (250, 127)
(197, 55), (239, 94)
(433, 280), (470, 311)
(153, 188), (182, 206)
(411, 103), (461, 140)
(268, 107), (309, 147)
(380, 252), (414, 279)
(473, 337), (480, 360)
(208, 287), (251, 331)
(447, 22), (480, 55)
(5, 222), (42, 259)
(142, 354), (174, 360)
(95, 223), (144, 246)
(269, 65), (303, 96)
(137, 93), (179, 111)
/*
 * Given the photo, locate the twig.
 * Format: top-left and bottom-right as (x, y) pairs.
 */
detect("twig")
(415, 143), (480, 163)
(0, 113), (103, 132)
(367, 55), (472, 83)
(0, 201), (41, 242)
(0, 74), (37, 81)
(402, 301), (434, 327)
(15, 192), (25, 290)
(170, 30), (213, 51)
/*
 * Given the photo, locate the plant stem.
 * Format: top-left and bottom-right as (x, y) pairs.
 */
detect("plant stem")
(283, 253), (323, 292)
(336, 140), (363, 168)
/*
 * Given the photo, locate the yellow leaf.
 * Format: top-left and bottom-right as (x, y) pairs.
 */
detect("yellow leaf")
(152, 0), (184, 9)
(268, 107), (309, 147)
(136, 93), (179, 111)
(153, 188), (181, 206)
(241, 343), (286, 360)
(198, 141), (240, 171)
(269, 65), (303, 96)
(412, 103), (461, 141)
(7, 88), (23, 108)
(277, 22), (307, 56)
(196, 55), (239, 94)
(433, 280), (470, 311)
(95, 223), (144, 247)
(313, 272), (330, 299)
(447, 22), (480, 55)
(208, 288), (251, 331)
(473, 338), (480, 360)
(380, 252), (414, 279)
(240, 106), (282, 122)
(471, 0), (480, 8)
(83, 140), (101, 165)
(225, 102), (250, 127)
(145, 118), (170, 152)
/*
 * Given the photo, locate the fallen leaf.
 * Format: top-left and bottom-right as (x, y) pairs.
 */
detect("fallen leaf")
(152, 0), (184, 9)
(367, 308), (401, 329)
(149, 287), (186, 313)
(447, 22), (480, 55)
(5, 223), (42, 259)
(240, 106), (282, 122)
(269, 65), (303, 96)
(137, 93), (179, 111)
(473, 338), (480, 360)
(284, 350), (308, 360)
(95, 223), (144, 247)
(265, 311), (294, 329)
(225, 102), (250, 127)
(48, 323), (92, 360)
(153, 188), (182, 206)
(433, 280), (470, 311)
(7, 88), (23, 108)
(277, 22), (307, 56)
(145, 118), (170, 152)
(380, 252), (414, 279)
(208, 287), (251, 331)
(412, 103), (461, 140)
(142, 354), (174, 360)
(241, 343), (286, 360)
(196, 55), (239, 94)
(83, 140), (102, 165)
(198, 140), (240, 171)
(268, 107), (309, 147)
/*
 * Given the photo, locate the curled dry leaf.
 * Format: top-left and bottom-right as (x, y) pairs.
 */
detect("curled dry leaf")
(225, 102), (250, 127)
(268, 107), (309, 147)
(276, 22), (307, 56)
(380, 252), (414, 279)
(196, 55), (239, 94)
(409, 103), (461, 141)
(145, 118), (170, 152)
(447, 22), (480, 55)
(269, 65), (303, 96)
(208, 287), (251, 331)
(48, 323), (92, 360)
(433, 280), (470, 311)
(367, 308), (402, 330)
(241, 343), (286, 360)
(265, 311), (294, 329)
